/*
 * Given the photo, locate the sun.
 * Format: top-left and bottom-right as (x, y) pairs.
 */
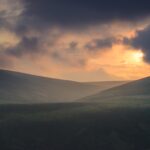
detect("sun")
(131, 51), (144, 63)
(124, 50), (144, 65)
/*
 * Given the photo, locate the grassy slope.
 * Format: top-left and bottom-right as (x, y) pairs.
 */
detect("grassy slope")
(0, 103), (150, 150)
(0, 69), (126, 104)
(80, 76), (150, 102)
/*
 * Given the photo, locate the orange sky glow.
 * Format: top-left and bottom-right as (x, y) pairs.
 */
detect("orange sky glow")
(0, 0), (150, 81)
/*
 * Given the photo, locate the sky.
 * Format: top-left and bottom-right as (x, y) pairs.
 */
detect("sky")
(0, 0), (150, 81)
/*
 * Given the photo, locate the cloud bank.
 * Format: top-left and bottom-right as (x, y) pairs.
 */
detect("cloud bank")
(0, 0), (150, 81)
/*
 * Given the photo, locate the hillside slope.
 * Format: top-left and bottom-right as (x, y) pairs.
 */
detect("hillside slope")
(0, 70), (126, 103)
(80, 76), (150, 102)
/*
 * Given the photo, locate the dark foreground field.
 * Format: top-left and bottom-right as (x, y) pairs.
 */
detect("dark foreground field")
(0, 102), (150, 150)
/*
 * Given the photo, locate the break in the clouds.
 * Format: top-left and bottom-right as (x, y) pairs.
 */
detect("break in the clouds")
(124, 26), (150, 63)
(0, 0), (150, 81)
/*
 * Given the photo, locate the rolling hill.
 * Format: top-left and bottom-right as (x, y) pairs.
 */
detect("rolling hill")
(0, 69), (126, 103)
(80, 76), (150, 102)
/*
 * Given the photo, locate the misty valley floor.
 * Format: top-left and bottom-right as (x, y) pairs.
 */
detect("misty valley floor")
(0, 102), (150, 150)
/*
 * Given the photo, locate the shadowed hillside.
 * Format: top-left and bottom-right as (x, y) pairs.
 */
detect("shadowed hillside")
(0, 70), (126, 103)
(80, 76), (150, 102)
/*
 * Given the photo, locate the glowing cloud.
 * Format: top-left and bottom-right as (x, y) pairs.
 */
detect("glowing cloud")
(0, 0), (150, 81)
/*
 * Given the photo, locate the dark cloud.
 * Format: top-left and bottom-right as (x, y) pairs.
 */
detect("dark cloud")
(51, 52), (64, 62)
(1, 0), (150, 69)
(6, 36), (42, 57)
(85, 38), (117, 51)
(2, 0), (150, 61)
(0, 18), (9, 29)
(124, 26), (150, 63)
(65, 41), (78, 53)
(25, 0), (150, 28)
(69, 42), (78, 50)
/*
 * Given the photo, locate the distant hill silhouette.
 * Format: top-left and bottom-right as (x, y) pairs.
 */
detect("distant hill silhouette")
(80, 76), (150, 102)
(0, 69), (126, 103)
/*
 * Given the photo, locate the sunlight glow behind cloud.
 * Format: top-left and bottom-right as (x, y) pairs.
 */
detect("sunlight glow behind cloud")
(0, 0), (150, 81)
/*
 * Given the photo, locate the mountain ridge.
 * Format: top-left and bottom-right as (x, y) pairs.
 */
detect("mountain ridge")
(79, 76), (150, 102)
(0, 69), (126, 103)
